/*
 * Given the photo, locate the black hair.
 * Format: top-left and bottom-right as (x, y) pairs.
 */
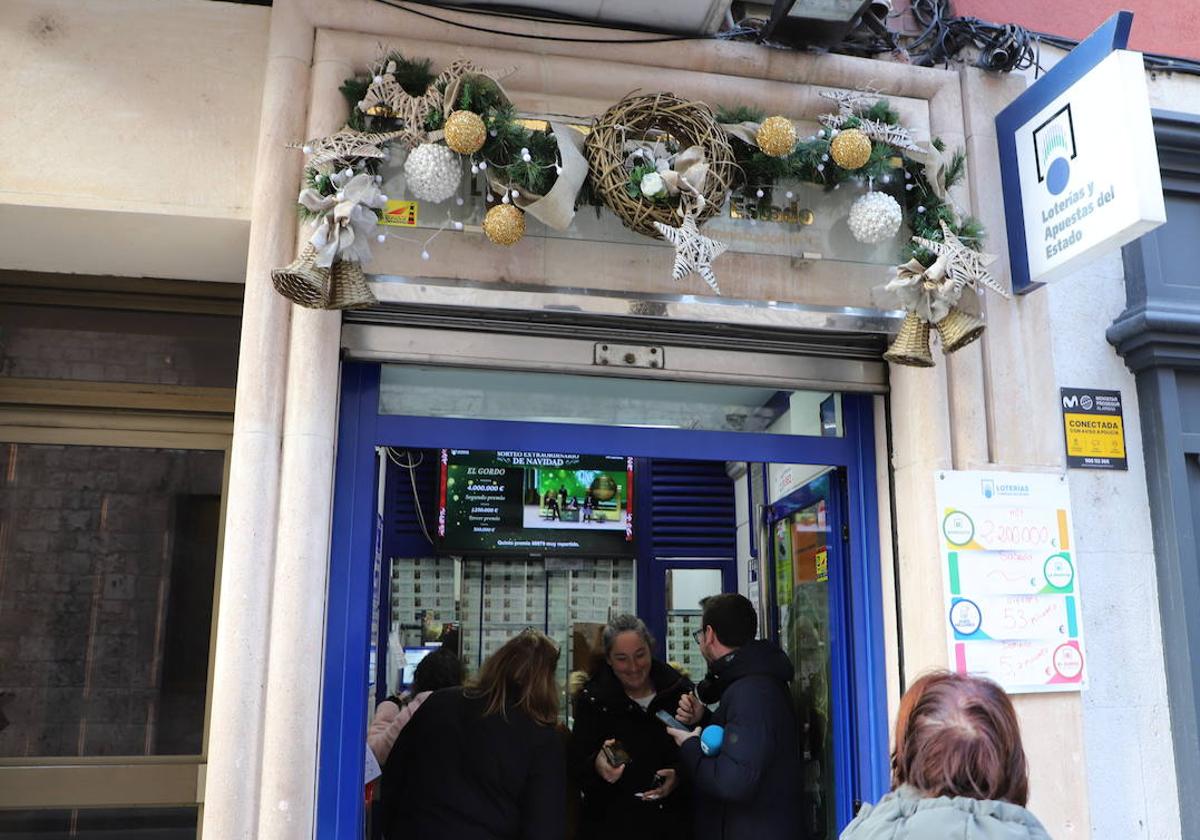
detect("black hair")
(700, 593), (758, 648)
(411, 648), (465, 694)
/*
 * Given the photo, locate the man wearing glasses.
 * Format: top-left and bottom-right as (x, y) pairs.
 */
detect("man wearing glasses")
(667, 593), (801, 840)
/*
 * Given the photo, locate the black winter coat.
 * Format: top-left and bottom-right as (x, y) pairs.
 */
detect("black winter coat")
(381, 687), (566, 840)
(679, 640), (801, 840)
(570, 660), (695, 840)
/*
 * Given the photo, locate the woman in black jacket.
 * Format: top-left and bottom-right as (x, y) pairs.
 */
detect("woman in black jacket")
(382, 629), (566, 840)
(570, 615), (694, 840)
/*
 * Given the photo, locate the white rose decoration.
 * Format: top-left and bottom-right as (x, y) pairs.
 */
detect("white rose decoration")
(640, 172), (665, 198)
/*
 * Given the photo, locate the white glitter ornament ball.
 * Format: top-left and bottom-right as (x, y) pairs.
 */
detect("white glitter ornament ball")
(403, 143), (462, 203)
(847, 191), (903, 244)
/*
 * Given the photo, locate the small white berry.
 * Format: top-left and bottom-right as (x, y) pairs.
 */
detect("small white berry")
(822, 154), (829, 162)
(881, 175), (891, 184)
(378, 194), (387, 203)
(455, 197), (464, 206)
(511, 190), (520, 199)
(555, 166), (563, 175)
(471, 164), (479, 174)
(302, 145), (312, 154)
(489, 129), (497, 137)
(478, 161), (487, 170)
(520, 147), (528, 155)
(817, 164), (825, 172)
(502, 194), (510, 204)
(421, 250), (430, 260)
(377, 234), (386, 243)
(906, 184), (914, 191)
(486, 192), (494, 202)
(453, 221), (464, 230)
(918, 205), (926, 213)
(373, 75), (383, 84)
(817, 129), (826, 138)
(785, 191), (794, 199)
(756, 189), (764, 198)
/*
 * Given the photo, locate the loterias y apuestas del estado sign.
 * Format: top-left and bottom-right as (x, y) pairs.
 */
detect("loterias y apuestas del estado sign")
(996, 11), (1165, 294)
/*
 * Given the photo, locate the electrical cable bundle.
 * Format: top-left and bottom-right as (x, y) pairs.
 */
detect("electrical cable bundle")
(904, 0), (1038, 72)
(370, 0), (1200, 78)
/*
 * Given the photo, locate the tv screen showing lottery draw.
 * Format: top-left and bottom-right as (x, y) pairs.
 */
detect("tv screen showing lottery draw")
(437, 449), (634, 555)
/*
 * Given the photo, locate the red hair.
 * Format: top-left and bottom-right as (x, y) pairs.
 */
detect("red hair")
(891, 671), (1029, 806)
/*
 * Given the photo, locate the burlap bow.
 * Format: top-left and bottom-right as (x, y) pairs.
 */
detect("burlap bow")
(656, 145), (710, 204)
(487, 122), (588, 230)
(885, 254), (961, 323)
(299, 169), (386, 268)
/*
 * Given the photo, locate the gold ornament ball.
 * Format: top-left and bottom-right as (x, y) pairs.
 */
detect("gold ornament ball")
(444, 110), (487, 155)
(483, 204), (526, 246)
(756, 116), (797, 158)
(830, 128), (873, 170)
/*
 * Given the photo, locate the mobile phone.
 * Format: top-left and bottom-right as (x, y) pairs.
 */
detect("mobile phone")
(602, 741), (631, 767)
(656, 709), (692, 731)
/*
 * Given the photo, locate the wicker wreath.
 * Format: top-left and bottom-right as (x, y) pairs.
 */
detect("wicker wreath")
(585, 93), (737, 238)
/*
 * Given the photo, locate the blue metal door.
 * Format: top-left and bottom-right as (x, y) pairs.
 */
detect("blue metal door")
(318, 362), (888, 838)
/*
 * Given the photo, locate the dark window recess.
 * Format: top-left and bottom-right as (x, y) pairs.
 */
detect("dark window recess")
(0, 807), (197, 839)
(0, 444), (223, 758)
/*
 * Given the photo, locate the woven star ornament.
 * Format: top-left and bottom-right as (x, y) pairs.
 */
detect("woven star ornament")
(292, 127), (405, 169)
(653, 211), (728, 295)
(912, 221), (1008, 299)
(819, 88), (878, 117)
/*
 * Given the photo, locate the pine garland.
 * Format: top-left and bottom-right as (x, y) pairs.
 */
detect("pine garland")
(718, 100), (986, 265)
(452, 78), (561, 196)
(299, 52), (990, 263)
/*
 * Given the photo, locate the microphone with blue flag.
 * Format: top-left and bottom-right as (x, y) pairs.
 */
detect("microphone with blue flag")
(699, 725), (724, 756)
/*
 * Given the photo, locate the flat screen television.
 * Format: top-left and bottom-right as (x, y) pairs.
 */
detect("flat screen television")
(437, 449), (634, 556)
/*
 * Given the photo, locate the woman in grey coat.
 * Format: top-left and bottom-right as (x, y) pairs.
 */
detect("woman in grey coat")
(841, 671), (1052, 840)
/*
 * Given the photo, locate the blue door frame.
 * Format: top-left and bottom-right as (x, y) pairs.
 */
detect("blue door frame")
(318, 362), (889, 837)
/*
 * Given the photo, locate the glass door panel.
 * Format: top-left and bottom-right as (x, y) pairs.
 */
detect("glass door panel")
(771, 473), (841, 840)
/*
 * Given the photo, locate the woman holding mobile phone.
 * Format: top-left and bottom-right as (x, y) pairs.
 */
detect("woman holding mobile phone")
(569, 615), (695, 840)
(381, 629), (566, 840)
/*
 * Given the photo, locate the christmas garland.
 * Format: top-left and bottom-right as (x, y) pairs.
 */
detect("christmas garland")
(272, 51), (1007, 368)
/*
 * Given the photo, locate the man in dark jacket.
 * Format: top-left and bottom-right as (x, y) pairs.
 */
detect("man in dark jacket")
(668, 593), (801, 840)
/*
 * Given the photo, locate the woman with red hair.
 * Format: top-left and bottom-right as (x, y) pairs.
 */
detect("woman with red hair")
(841, 670), (1051, 839)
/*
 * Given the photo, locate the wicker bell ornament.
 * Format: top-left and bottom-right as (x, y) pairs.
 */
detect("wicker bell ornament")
(884, 312), (935, 367)
(756, 116), (797, 158)
(483, 204), (526, 246)
(327, 259), (377, 310)
(271, 245), (330, 308)
(830, 128), (872, 170)
(444, 110), (487, 155)
(934, 305), (985, 353)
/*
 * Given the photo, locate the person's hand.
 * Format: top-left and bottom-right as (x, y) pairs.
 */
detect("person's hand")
(667, 726), (700, 748)
(677, 693), (704, 726)
(595, 739), (626, 784)
(639, 768), (678, 801)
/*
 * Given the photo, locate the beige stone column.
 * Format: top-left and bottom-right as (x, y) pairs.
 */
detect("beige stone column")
(202, 0), (312, 837)
(960, 67), (1089, 840)
(256, 30), (349, 840)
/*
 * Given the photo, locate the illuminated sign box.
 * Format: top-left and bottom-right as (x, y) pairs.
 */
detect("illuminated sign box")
(997, 12), (1166, 293)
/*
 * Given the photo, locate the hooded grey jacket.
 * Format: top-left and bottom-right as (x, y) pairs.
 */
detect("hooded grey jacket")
(841, 786), (1053, 840)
